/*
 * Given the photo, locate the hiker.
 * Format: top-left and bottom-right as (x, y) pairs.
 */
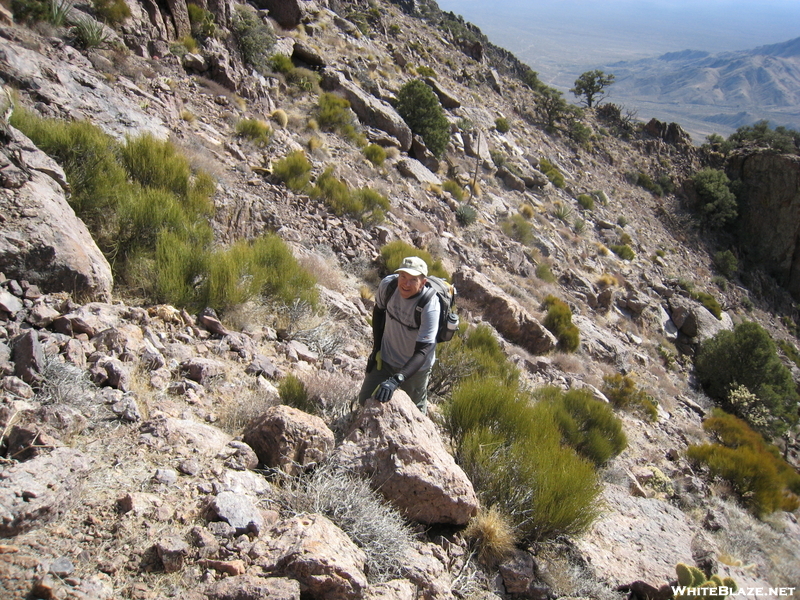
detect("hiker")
(358, 256), (440, 414)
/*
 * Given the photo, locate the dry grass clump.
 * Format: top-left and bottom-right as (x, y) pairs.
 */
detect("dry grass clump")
(217, 384), (276, 434)
(275, 462), (415, 583)
(464, 506), (517, 565)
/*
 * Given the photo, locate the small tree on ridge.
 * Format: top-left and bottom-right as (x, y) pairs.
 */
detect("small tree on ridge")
(571, 70), (615, 108)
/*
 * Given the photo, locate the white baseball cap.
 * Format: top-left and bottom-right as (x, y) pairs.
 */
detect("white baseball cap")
(395, 256), (428, 277)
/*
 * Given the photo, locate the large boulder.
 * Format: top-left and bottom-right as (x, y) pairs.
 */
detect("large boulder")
(0, 128), (113, 301)
(453, 267), (557, 355)
(243, 405), (335, 475)
(332, 391), (478, 525)
(0, 447), (91, 537)
(255, 514), (368, 600)
(320, 69), (412, 150)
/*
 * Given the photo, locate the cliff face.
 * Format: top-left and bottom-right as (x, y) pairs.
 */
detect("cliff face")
(728, 152), (800, 299)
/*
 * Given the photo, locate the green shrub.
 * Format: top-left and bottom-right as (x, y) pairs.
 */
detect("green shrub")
(534, 387), (627, 467)
(673, 563), (738, 600)
(279, 373), (314, 413)
(273, 150), (313, 192)
(538, 158), (565, 188)
(501, 214), (536, 246)
(542, 295), (580, 352)
(610, 244), (635, 260)
(269, 53), (294, 74)
(416, 65), (436, 77)
(316, 93), (364, 145)
(692, 290), (722, 319)
(577, 194), (594, 211)
(429, 324), (519, 398)
(535, 263), (556, 283)
(395, 79), (450, 158)
(362, 143), (386, 166)
(691, 168), (737, 229)
(777, 340), (800, 369)
(232, 4), (276, 76)
(725, 120), (800, 155)
(602, 373), (658, 421)
(287, 67), (321, 94)
(495, 117), (510, 133)
(450, 379), (601, 541)
(442, 179), (465, 202)
(593, 190), (608, 205)
(379, 240), (448, 280)
(12, 0), (71, 25)
(92, 0), (130, 25)
(187, 2), (215, 42)
(235, 118), (272, 147)
(72, 18), (108, 49)
(455, 203), (477, 227)
(695, 322), (799, 435)
(687, 410), (800, 515)
(714, 249), (738, 278)
(310, 168), (388, 224)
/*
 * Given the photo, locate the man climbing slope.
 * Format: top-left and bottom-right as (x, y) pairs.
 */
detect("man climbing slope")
(358, 256), (440, 414)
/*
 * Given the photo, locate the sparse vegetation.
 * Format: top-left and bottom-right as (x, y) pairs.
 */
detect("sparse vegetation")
(235, 118), (271, 147)
(610, 244), (635, 260)
(602, 373), (658, 421)
(542, 295), (580, 352)
(691, 168), (738, 229)
(538, 158), (565, 188)
(272, 150), (313, 192)
(687, 410), (800, 516)
(362, 143), (386, 166)
(495, 117), (510, 133)
(577, 194), (594, 211)
(316, 93), (365, 146)
(92, 0), (130, 25)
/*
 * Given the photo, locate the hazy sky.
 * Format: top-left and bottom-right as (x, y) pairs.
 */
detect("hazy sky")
(436, 0), (800, 85)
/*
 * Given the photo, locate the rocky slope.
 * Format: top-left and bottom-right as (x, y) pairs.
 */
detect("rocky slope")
(1, 0), (799, 599)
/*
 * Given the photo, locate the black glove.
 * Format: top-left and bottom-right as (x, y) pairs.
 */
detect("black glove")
(366, 351), (378, 373)
(374, 375), (403, 403)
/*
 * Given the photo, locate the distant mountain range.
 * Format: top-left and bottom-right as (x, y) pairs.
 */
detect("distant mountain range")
(602, 37), (800, 142)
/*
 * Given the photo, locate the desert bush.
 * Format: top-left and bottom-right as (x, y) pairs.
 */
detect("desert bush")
(714, 249), (738, 278)
(725, 120), (800, 155)
(692, 290), (722, 319)
(442, 179), (465, 202)
(519, 203), (535, 219)
(279, 373), (313, 413)
(416, 65), (436, 77)
(687, 410), (800, 515)
(12, 0), (71, 25)
(271, 109), (288, 127)
(277, 462), (414, 582)
(272, 150), (313, 192)
(691, 168), (738, 229)
(395, 79), (450, 157)
(536, 263), (556, 283)
(310, 168), (388, 224)
(538, 158), (565, 188)
(72, 18), (108, 48)
(577, 194), (594, 211)
(610, 244), (635, 260)
(451, 380), (601, 541)
(495, 117), (510, 133)
(187, 2), (215, 42)
(235, 118), (271, 147)
(542, 295), (580, 352)
(316, 92), (364, 145)
(533, 387), (627, 467)
(455, 203), (478, 226)
(269, 53), (294, 74)
(502, 214), (536, 246)
(695, 321), (798, 435)
(379, 240), (449, 280)
(92, 0), (130, 24)
(601, 373), (658, 421)
(286, 67), (321, 94)
(362, 143), (386, 166)
(231, 4), (275, 76)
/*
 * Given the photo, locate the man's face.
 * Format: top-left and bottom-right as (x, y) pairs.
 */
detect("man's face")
(398, 271), (426, 299)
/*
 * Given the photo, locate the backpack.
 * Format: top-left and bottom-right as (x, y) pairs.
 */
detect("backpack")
(385, 275), (459, 343)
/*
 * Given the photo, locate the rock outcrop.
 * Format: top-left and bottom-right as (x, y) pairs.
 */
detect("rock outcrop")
(332, 392), (479, 525)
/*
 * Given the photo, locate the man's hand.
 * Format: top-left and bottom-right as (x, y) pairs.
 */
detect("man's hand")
(374, 374), (403, 403)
